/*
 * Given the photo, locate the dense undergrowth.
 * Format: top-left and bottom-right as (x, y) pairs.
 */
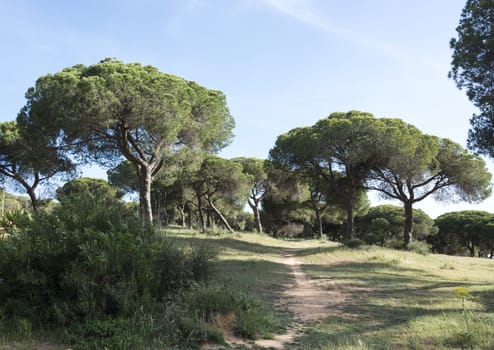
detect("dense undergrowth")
(0, 194), (278, 349)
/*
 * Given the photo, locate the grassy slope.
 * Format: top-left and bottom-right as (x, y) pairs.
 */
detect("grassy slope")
(169, 228), (494, 350)
(299, 246), (494, 349)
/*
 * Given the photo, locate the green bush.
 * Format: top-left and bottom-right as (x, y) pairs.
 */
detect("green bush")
(409, 240), (430, 255)
(65, 317), (147, 350)
(0, 191), (219, 346)
(345, 238), (365, 249)
(0, 185), (277, 348)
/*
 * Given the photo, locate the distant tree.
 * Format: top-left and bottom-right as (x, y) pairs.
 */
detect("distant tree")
(479, 220), (494, 257)
(107, 160), (139, 195)
(18, 59), (234, 225)
(190, 156), (251, 232)
(233, 157), (271, 233)
(57, 177), (124, 206)
(369, 118), (492, 248)
(269, 111), (381, 241)
(356, 205), (437, 247)
(0, 121), (74, 212)
(449, 0), (494, 156)
(434, 210), (494, 257)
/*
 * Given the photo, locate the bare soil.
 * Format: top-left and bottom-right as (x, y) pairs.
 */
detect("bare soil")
(252, 253), (343, 349)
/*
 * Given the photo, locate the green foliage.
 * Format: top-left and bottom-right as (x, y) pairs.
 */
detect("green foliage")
(64, 317), (146, 350)
(0, 121), (74, 211)
(0, 187), (221, 349)
(449, 0), (494, 157)
(232, 157), (271, 233)
(19, 58), (235, 225)
(409, 240), (430, 255)
(356, 205), (437, 247)
(184, 284), (277, 340)
(269, 111), (382, 241)
(434, 210), (494, 256)
(345, 238), (366, 249)
(369, 118), (491, 248)
(277, 222), (305, 238)
(190, 155), (251, 232)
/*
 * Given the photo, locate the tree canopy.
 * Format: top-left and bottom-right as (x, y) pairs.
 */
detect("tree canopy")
(269, 111), (382, 241)
(18, 58), (235, 225)
(189, 155), (251, 232)
(356, 205), (437, 247)
(434, 210), (494, 257)
(369, 118), (492, 248)
(450, 0), (494, 156)
(233, 157), (271, 233)
(0, 121), (74, 211)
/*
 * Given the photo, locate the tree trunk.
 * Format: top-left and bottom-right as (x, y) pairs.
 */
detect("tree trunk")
(177, 205), (186, 227)
(345, 191), (355, 242)
(209, 200), (234, 233)
(196, 193), (205, 233)
(26, 187), (39, 213)
(404, 201), (414, 249)
(138, 166), (153, 226)
(207, 210), (212, 228)
(467, 242), (475, 257)
(248, 200), (263, 233)
(254, 207), (262, 233)
(187, 204), (193, 229)
(315, 208), (323, 238)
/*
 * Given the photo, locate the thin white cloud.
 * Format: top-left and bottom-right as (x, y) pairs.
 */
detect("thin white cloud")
(256, 0), (443, 71)
(258, 0), (345, 35)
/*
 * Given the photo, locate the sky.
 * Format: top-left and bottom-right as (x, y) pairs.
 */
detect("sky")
(0, 0), (491, 217)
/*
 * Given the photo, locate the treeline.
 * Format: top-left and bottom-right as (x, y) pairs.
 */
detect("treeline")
(0, 60), (492, 254)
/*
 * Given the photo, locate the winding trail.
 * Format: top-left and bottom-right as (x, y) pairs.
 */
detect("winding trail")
(254, 253), (344, 349)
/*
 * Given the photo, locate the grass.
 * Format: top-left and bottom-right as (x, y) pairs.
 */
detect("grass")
(2, 227), (494, 349)
(296, 245), (494, 349)
(165, 228), (494, 349)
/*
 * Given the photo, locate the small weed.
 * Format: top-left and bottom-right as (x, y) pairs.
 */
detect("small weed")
(368, 254), (400, 265)
(440, 262), (455, 270)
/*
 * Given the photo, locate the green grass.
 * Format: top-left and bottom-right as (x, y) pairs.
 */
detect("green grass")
(296, 245), (494, 349)
(3, 227), (494, 349)
(165, 228), (494, 349)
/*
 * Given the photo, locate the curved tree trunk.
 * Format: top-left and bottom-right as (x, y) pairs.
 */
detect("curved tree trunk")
(248, 200), (263, 233)
(177, 205), (186, 227)
(209, 200), (234, 232)
(404, 201), (414, 249)
(26, 187), (39, 213)
(13, 173), (40, 213)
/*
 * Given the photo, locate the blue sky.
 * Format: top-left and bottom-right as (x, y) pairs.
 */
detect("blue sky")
(0, 0), (491, 217)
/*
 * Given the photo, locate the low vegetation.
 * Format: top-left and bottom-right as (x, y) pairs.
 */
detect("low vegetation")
(1, 218), (494, 349)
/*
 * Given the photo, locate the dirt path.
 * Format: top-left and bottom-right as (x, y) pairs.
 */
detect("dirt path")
(254, 253), (344, 349)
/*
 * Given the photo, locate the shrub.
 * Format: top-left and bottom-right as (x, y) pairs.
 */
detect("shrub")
(0, 201), (218, 333)
(409, 240), (430, 255)
(278, 223), (304, 238)
(345, 238), (365, 249)
(65, 317), (146, 350)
